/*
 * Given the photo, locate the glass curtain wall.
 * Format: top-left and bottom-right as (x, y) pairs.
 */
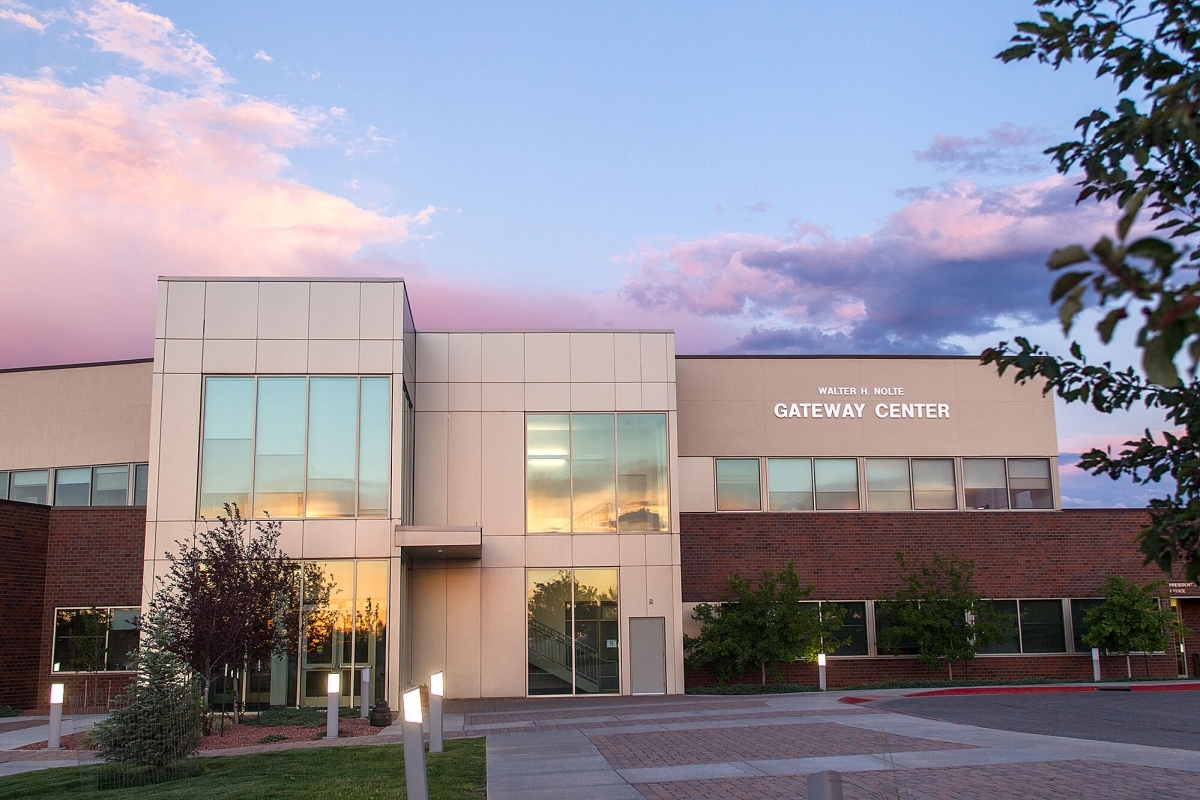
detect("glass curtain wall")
(290, 559), (389, 708)
(526, 414), (668, 532)
(527, 568), (619, 695)
(199, 377), (391, 519)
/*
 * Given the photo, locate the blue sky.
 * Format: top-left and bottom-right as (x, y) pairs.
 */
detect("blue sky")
(0, 0), (1174, 506)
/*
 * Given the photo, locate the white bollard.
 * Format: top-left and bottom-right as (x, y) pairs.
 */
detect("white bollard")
(1092, 647), (1102, 682)
(807, 770), (844, 800)
(429, 671), (444, 753)
(325, 673), (340, 739)
(360, 667), (371, 720)
(817, 653), (827, 692)
(48, 683), (64, 750)
(402, 688), (429, 800)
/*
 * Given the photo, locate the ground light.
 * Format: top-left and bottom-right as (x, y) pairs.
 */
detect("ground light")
(817, 653), (827, 691)
(360, 666), (371, 719)
(402, 687), (429, 800)
(1092, 648), (1101, 681)
(48, 683), (64, 750)
(325, 672), (340, 739)
(429, 671), (444, 753)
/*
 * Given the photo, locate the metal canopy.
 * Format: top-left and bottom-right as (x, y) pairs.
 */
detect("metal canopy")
(394, 525), (482, 560)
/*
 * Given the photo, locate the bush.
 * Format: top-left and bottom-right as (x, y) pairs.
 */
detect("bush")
(92, 608), (204, 770)
(0, 705), (20, 718)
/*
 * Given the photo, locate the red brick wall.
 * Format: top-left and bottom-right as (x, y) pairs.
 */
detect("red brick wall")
(34, 507), (146, 712)
(681, 508), (1185, 687)
(681, 509), (1165, 601)
(0, 500), (50, 710)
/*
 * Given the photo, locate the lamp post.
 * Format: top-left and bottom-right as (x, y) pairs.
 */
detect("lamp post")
(817, 653), (827, 691)
(402, 687), (429, 800)
(48, 683), (64, 750)
(360, 667), (371, 720)
(325, 673), (340, 739)
(429, 671), (444, 753)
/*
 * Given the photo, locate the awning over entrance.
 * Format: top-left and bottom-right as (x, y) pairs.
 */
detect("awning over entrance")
(394, 525), (482, 560)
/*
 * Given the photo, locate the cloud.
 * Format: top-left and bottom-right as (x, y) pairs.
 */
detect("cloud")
(253, 50), (273, 63)
(914, 123), (1052, 175)
(621, 177), (1115, 354)
(80, 0), (229, 85)
(0, 4), (433, 368)
(0, 1), (45, 32)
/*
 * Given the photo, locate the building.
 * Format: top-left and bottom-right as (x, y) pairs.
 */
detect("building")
(1, 277), (1196, 712)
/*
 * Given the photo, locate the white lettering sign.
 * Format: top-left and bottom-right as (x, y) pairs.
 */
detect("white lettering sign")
(773, 388), (950, 420)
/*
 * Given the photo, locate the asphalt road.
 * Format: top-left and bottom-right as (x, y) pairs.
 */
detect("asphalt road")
(877, 691), (1200, 751)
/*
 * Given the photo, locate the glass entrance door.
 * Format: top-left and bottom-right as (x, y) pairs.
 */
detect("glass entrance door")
(300, 560), (389, 707)
(527, 568), (618, 696)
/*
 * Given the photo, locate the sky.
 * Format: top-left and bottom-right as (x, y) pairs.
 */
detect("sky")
(0, 0), (1179, 507)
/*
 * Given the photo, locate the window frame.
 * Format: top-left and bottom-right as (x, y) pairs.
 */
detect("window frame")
(714, 457), (763, 512)
(197, 375), (392, 520)
(51, 606), (141, 675)
(524, 413), (671, 532)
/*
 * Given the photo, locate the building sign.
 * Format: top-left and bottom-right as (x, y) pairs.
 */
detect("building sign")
(1169, 581), (1200, 597)
(773, 387), (950, 420)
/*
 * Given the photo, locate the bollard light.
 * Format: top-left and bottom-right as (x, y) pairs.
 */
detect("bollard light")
(402, 687), (429, 800)
(48, 683), (64, 750)
(403, 686), (422, 723)
(1092, 647), (1102, 682)
(360, 667), (371, 720)
(325, 672), (341, 739)
(429, 671), (444, 753)
(817, 653), (827, 692)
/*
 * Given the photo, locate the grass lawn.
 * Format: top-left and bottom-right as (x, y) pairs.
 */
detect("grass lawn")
(0, 738), (485, 799)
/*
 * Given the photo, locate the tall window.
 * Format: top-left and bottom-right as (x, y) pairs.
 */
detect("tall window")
(865, 459), (911, 510)
(527, 568), (619, 695)
(716, 458), (761, 511)
(814, 458), (859, 510)
(525, 414), (668, 533)
(199, 377), (391, 519)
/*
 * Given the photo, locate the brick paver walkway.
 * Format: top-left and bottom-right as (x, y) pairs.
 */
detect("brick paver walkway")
(590, 722), (971, 769)
(633, 759), (1200, 799)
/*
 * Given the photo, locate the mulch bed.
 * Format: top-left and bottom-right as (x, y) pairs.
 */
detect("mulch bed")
(20, 718), (380, 752)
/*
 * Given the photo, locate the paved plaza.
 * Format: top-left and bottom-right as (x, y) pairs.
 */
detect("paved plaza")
(467, 687), (1200, 799)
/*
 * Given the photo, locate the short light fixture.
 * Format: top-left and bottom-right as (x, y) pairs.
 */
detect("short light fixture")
(429, 672), (445, 753)
(402, 686), (423, 724)
(48, 683), (65, 750)
(327, 672), (341, 694)
(817, 652), (828, 692)
(325, 673), (341, 739)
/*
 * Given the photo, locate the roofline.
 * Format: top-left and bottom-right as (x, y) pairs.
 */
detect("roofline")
(0, 358), (153, 375)
(675, 353), (983, 361)
(158, 276), (407, 283)
(416, 329), (676, 334)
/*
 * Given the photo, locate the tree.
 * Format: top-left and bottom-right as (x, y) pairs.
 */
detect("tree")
(92, 607), (204, 770)
(876, 553), (1014, 680)
(151, 504), (302, 722)
(685, 562), (846, 685)
(984, 0), (1200, 581)
(1081, 575), (1188, 677)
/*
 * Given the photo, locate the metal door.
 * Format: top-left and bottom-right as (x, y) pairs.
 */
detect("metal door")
(629, 617), (667, 695)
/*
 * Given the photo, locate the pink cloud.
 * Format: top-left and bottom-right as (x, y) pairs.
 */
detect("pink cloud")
(0, 35), (433, 367)
(80, 0), (228, 85)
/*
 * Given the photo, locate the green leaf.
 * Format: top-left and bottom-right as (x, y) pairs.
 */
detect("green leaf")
(1059, 284), (1085, 334)
(1096, 307), (1128, 343)
(1142, 335), (1181, 387)
(1049, 271), (1089, 302)
(1047, 245), (1090, 270)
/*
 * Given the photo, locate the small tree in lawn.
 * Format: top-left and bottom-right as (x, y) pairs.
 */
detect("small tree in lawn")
(92, 606), (204, 770)
(151, 504), (301, 724)
(876, 552), (1013, 681)
(685, 562), (846, 686)
(1081, 575), (1188, 678)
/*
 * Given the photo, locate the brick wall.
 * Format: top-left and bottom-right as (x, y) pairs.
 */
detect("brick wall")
(35, 507), (147, 712)
(0, 500), (50, 710)
(681, 508), (1186, 687)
